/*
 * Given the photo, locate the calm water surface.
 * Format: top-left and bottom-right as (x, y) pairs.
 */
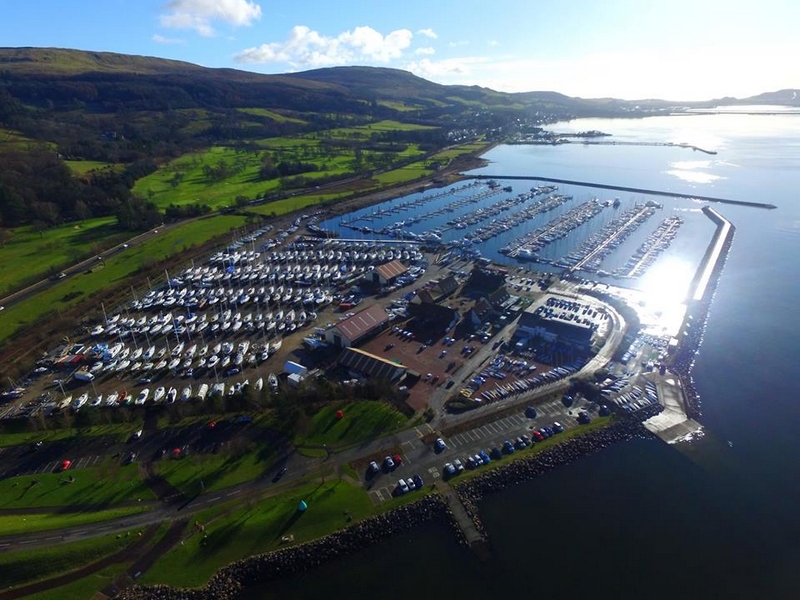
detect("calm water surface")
(253, 113), (800, 600)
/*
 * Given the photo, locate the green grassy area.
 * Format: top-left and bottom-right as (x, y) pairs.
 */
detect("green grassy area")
(0, 126), (44, 151)
(0, 529), (139, 590)
(23, 564), (128, 600)
(376, 100), (423, 112)
(155, 445), (276, 496)
(296, 401), (408, 448)
(64, 160), (118, 175)
(236, 108), (307, 124)
(132, 146), (278, 209)
(311, 119), (437, 141)
(453, 416), (613, 483)
(141, 476), (424, 588)
(430, 141), (492, 161)
(0, 422), (144, 448)
(373, 163), (434, 185)
(0, 216), (125, 295)
(0, 505), (149, 536)
(0, 214), (248, 344)
(0, 457), (154, 509)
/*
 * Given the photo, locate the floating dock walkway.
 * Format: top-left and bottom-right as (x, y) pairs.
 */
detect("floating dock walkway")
(468, 175), (777, 209)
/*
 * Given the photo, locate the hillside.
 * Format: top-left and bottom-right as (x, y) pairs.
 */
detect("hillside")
(0, 47), (795, 234)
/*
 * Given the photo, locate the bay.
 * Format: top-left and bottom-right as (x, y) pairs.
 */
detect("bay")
(250, 112), (800, 600)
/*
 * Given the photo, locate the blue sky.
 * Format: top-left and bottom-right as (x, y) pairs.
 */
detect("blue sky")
(2, 0), (798, 100)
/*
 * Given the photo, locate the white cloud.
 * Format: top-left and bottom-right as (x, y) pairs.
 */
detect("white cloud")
(160, 0), (262, 36)
(152, 34), (185, 44)
(236, 25), (413, 68)
(488, 40), (499, 47)
(414, 46), (435, 56)
(417, 28), (437, 39)
(448, 40), (469, 47)
(404, 56), (490, 79)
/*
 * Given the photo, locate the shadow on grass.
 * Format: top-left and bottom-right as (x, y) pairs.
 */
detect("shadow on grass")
(274, 507), (306, 540)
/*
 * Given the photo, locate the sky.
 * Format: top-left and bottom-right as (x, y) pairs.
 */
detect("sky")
(2, 0), (798, 100)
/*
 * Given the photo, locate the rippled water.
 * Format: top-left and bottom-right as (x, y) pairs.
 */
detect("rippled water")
(249, 113), (800, 600)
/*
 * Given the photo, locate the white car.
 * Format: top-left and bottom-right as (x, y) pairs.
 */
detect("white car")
(396, 479), (409, 495)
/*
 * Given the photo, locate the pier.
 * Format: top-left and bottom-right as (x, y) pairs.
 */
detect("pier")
(468, 175), (777, 209)
(434, 480), (488, 551)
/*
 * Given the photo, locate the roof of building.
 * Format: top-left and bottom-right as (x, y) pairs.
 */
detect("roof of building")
(518, 312), (593, 345)
(338, 347), (408, 381)
(375, 259), (408, 281)
(432, 274), (459, 297)
(408, 301), (459, 326)
(334, 304), (391, 343)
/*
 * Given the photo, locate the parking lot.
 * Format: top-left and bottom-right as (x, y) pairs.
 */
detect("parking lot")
(366, 394), (596, 504)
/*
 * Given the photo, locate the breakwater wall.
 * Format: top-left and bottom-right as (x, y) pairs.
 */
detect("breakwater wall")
(468, 175), (777, 209)
(667, 208), (736, 420)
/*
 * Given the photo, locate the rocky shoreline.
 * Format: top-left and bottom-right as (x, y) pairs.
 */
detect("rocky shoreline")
(454, 410), (660, 537)
(118, 410), (658, 600)
(118, 495), (459, 600)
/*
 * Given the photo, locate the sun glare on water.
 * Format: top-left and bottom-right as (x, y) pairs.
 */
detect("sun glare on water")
(634, 256), (695, 335)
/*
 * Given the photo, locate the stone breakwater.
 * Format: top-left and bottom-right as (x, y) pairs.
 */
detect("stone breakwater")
(669, 212), (735, 420)
(118, 496), (457, 600)
(454, 412), (660, 537)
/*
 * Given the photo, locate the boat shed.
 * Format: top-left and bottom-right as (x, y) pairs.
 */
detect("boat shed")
(325, 304), (390, 348)
(338, 347), (408, 382)
(372, 260), (409, 285)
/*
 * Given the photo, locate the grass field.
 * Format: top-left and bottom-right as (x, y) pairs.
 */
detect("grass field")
(0, 529), (138, 589)
(236, 108), (307, 124)
(0, 457), (154, 509)
(296, 401), (409, 448)
(0, 505), (149, 536)
(0, 126), (52, 152)
(132, 146), (279, 210)
(23, 564), (128, 600)
(376, 100), (424, 112)
(0, 214), (248, 344)
(0, 217), (126, 296)
(140, 476), (426, 588)
(64, 160), (118, 176)
(155, 445), (276, 496)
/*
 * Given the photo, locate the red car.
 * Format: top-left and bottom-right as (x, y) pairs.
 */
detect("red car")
(60, 459), (72, 471)
(532, 430), (545, 442)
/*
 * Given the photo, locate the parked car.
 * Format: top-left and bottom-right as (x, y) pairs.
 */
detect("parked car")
(443, 462), (456, 477)
(383, 455), (395, 470)
(412, 474), (424, 488)
(490, 447), (503, 460)
(577, 411), (591, 424)
(59, 459), (72, 471)
(525, 406), (538, 419)
(479, 450), (491, 464)
(368, 461), (380, 475)
(396, 479), (409, 495)
(433, 437), (447, 452)
(453, 458), (465, 473)
(552, 422), (565, 434)
(502, 440), (515, 454)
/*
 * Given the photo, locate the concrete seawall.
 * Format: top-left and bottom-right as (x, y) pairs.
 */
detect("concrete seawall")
(467, 175), (777, 210)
